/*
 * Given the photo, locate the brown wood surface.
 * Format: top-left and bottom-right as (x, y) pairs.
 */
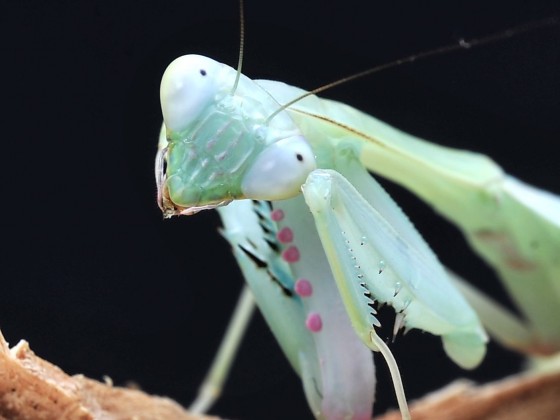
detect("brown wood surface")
(0, 330), (215, 420)
(376, 370), (560, 420)
(1, 329), (559, 419)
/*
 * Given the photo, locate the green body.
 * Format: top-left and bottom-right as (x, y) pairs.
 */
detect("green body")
(258, 80), (560, 353)
(157, 54), (559, 419)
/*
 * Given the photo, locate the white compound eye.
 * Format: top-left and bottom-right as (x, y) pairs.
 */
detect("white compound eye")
(241, 135), (316, 200)
(160, 54), (222, 132)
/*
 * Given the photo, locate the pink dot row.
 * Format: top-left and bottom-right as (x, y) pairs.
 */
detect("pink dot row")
(296, 279), (322, 333)
(271, 208), (322, 333)
(279, 228), (313, 300)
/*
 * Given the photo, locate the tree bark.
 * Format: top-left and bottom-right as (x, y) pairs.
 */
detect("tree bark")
(0, 330), (214, 420)
(376, 369), (560, 420)
(1, 329), (559, 420)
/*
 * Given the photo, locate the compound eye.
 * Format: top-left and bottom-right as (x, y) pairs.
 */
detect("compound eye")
(160, 54), (221, 132)
(241, 135), (316, 200)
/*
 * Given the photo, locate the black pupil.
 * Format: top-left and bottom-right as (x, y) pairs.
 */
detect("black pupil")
(296, 153), (303, 162)
(200, 69), (207, 76)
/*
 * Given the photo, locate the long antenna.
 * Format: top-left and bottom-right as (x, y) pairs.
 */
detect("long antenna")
(265, 16), (558, 123)
(230, 0), (245, 95)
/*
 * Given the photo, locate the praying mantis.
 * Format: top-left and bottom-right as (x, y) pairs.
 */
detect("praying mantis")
(155, 2), (559, 419)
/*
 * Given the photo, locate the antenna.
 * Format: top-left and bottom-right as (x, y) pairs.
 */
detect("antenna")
(265, 16), (558, 123)
(230, 0), (245, 95)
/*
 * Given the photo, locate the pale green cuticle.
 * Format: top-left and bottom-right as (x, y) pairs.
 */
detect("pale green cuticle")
(165, 107), (266, 207)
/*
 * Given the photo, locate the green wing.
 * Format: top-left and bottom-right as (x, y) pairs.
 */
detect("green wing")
(302, 152), (487, 369)
(257, 79), (560, 354)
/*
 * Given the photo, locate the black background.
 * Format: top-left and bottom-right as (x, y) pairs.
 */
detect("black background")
(2, 1), (560, 419)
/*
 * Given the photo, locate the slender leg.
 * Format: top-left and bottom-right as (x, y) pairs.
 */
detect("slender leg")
(447, 271), (539, 354)
(189, 285), (256, 414)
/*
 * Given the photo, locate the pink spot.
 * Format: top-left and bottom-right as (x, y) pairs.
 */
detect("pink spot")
(282, 246), (300, 263)
(271, 209), (284, 221)
(277, 227), (294, 243)
(295, 278), (313, 297)
(306, 312), (323, 332)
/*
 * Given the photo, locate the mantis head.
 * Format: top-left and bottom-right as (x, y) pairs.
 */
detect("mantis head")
(156, 54), (316, 217)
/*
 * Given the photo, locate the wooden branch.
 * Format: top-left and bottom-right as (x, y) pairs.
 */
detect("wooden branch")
(1, 328), (560, 419)
(0, 330), (215, 420)
(375, 369), (560, 420)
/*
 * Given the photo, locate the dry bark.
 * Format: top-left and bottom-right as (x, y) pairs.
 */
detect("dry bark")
(1, 328), (560, 419)
(376, 369), (560, 420)
(0, 330), (214, 420)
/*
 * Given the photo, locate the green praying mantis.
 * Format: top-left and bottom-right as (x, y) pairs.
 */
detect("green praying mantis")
(154, 5), (560, 419)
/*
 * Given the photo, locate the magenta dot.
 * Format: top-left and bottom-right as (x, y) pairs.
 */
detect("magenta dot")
(295, 279), (313, 297)
(277, 227), (294, 243)
(271, 209), (284, 221)
(282, 246), (300, 263)
(306, 312), (323, 332)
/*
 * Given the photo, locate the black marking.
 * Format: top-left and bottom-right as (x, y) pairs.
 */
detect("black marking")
(199, 69), (207, 76)
(264, 238), (280, 253)
(251, 201), (270, 226)
(267, 269), (293, 297)
(260, 223), (272, 234)
(237, 246), (292, 297)
(252, 206), (273, 234)
(243, 200), (293, 297)
(238, 245), (267, 269)
(254, 208), (266, 221)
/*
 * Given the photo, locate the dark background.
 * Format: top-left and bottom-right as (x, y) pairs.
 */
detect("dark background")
(2, 1), (559, 419)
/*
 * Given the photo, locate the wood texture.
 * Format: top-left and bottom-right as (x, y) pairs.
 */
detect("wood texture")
(1, 329), (560, 419)
(0, 330), (215, 420)
(376, 369), (560, 420)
